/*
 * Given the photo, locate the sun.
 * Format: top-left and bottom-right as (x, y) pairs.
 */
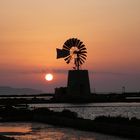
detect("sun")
(45, 73), (53, 81)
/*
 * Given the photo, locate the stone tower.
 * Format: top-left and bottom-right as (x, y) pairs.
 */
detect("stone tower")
(67, 70), (91, 96)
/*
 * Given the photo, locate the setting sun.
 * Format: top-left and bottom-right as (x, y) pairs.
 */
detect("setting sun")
(45, 74), (53, 81)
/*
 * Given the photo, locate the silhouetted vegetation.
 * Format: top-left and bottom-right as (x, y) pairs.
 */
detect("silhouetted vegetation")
(94, 115), (140, 126)
(0, 135), (15, 140)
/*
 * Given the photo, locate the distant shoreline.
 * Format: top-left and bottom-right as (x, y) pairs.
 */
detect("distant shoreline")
(0, 92), (140, 104)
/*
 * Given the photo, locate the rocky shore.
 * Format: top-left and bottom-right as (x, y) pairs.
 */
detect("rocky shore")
(0, 106), (140, 139)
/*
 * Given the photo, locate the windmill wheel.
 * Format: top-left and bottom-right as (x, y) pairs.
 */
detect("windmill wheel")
(63, 38), (87, 70)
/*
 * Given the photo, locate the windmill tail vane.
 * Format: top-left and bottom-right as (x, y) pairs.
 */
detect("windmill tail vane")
(56, 49), (70, 59)
(56, 38), (87, 70)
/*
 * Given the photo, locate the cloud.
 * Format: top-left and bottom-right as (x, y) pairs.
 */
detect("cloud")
(89, 70), (128, 76)
(20, 69), (68, 74)
(0, 68), (139, 76)
(0, 68), (67, 75)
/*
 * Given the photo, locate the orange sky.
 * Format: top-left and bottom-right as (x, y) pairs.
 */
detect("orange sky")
(0, 0), (140, 92)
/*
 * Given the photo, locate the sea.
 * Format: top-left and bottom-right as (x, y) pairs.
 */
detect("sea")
(0, 102), (140, 140)
(30, 102), (140, 120)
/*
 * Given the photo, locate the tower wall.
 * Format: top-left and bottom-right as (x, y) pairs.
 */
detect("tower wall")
(67, 70), (91, 96)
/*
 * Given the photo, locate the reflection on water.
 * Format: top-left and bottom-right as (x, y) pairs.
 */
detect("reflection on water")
(0, 122), (132, 140)
(0, 123), (30, 133)
(30, 102), (140, 119)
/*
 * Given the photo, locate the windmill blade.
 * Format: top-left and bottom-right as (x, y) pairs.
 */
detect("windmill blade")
(72, 38), (77, 46)
(74, 38), (78, 45)
(80, 53), (87, 57)
(63, 47), (69, 51)
(71, 38), (75, 46)
(80, 55), (86, 60)
(67, 39), (72, 47)
(63, 44), (70, 50)
(66, 58), (71, 64)
(79, 59), (84, 65)
(79, 47), (86, 51)
(75, 39), (80, 46)
(79, 58), (85, 63)
(69, 38), (73, 47)
(78, 44), (85, 49)
(67, 56), (73, 64)
(64, 41), (71, 49)
(76, 40), (81, 47)
(80, 51), (87, 54)
(77, 41), (83, 48)
(64, 55), (72, 64)
(64, 55), (71, 61)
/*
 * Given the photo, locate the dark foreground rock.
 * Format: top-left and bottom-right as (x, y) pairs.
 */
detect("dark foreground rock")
(0, 135), (15, 140)
(0, 106), (140, 139)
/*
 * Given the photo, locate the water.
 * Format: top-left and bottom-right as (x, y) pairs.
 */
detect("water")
(0, 103), (139, 139)
(30, 102), (140, 119)
(0, 122), (132, 140)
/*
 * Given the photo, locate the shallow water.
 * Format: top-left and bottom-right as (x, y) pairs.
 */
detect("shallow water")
(0, 122), (132, 140)
(30, 102), (140, 119)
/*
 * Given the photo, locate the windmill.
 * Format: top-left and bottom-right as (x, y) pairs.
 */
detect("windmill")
(56, 38), (87, 70)
(55, 38), (91, 99)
